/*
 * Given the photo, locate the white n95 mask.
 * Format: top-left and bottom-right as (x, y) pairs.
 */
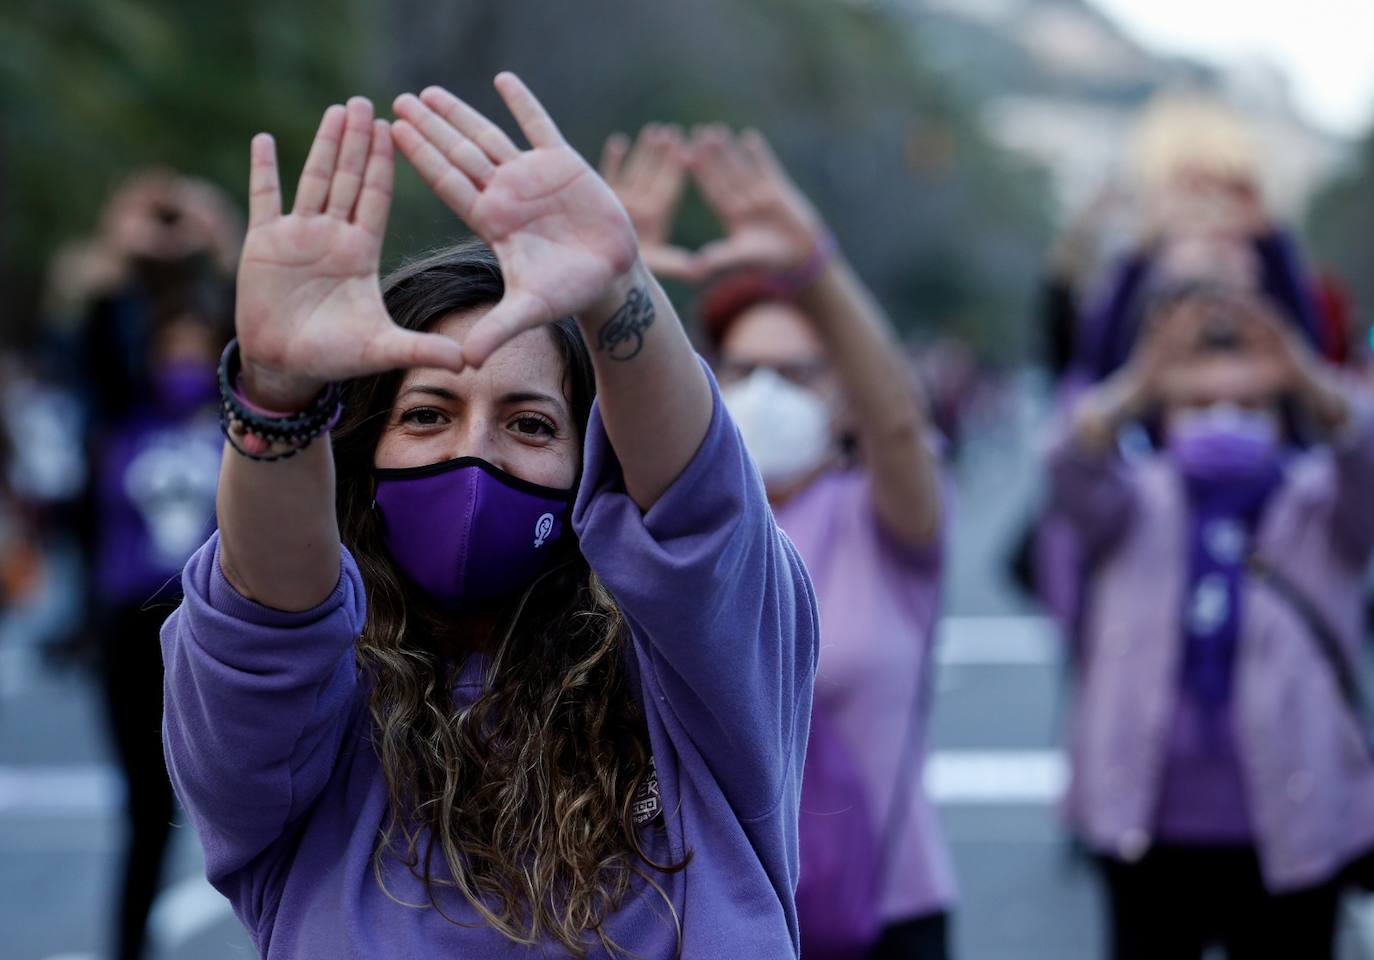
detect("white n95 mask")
(721, 367), (831, 488)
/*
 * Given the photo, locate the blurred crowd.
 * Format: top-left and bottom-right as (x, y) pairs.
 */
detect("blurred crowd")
(3, 87), (1373, 960)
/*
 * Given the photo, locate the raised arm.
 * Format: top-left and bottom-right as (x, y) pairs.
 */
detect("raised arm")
(390, 74), (712, 510)
(218, 98), (465, 611)
(690, 126), (939, 545)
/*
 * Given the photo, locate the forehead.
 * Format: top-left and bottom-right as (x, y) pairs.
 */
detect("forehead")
(1170, 354), (1276, 407)
(394, 308), (567, 403)
(718, 302), (826, 365)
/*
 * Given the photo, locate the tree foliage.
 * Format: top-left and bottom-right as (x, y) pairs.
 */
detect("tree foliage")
(1, 0), (1051, 361)
(1308, 130), (1374, 336)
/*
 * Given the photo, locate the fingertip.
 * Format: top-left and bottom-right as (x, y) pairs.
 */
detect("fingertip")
(251, 132), (275, 155)
(419, 85), (449, 105)
(460, 343), (488, 370)
(347, 95), (373, 113)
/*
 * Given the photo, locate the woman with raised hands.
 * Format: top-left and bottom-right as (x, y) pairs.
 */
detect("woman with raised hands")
(1049, 288), (1374, 960)
(161, 75), (817, 959)
(605, 125), (953, 959)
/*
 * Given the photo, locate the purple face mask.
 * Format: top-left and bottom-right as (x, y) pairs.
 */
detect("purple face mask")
(372, 457), (573, 609)
(1168, 405), (1282, 486)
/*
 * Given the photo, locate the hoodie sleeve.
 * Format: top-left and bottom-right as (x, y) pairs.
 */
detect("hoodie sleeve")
(161, 533), (367, 883)
(572, 359), (819, 822)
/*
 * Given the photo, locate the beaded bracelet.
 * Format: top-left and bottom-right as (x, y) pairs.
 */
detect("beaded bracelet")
(217, 339), (342, 462)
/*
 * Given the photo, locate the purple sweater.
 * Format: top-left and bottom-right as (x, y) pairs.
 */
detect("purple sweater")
(162, 377), (819, 958)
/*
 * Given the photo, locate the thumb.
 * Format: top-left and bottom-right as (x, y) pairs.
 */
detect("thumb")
(369, 327), (465, 374)
(692, 237), (757, 280)
(461, 289), (550, 368)
(644, 245), (704, 283)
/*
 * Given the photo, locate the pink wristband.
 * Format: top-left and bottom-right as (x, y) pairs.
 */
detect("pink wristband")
(771, 230), (838, 295)
(233, 372), (314, 418)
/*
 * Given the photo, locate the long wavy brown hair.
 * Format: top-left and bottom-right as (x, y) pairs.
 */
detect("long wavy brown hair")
(331, 240), (686, 955)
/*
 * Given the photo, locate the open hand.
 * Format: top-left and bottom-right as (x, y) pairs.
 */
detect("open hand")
(688, 125), (826, 279)
(234, 98), (464, 410)
(391, 73), (639, 367)
(599, 125), (697, 280)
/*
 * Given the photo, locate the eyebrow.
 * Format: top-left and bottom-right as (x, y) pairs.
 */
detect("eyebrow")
(500, 390), (565, 409)
(397, 384), (457, 402)
(397, 384), (568, 413)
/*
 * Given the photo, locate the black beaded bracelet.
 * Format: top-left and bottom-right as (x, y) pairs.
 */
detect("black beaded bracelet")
(217, 339), (343, 462)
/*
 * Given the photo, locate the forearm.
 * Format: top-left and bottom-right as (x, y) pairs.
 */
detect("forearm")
(215, 439), (342, 612)
(577, 259), (713, 510)
(1068, 371), (1146, 455)
(1047, 430), (1136, 551)
(1293, 359), (1351, 433)
(796, 255), (939, 544)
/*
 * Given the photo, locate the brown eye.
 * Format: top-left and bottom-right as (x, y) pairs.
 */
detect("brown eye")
(400, 407), (446, 426)
(512, 414), (555, 437)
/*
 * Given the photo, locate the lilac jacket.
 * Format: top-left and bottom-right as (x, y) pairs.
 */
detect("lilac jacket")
(161, 374), (820, 958)
(776, 469), (955, 922)
(1050, 417), (1374, 892)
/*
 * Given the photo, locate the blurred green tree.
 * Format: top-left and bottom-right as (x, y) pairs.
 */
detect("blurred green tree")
(1, 0), (1050, 362)
(0, 0), (375, 338)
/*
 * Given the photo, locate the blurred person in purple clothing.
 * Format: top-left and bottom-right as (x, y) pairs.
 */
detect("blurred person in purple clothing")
(1050, 283), (1374, 959)
(603, 122), (952, 959)
(1077, 94), (1330, 384)
(1026, 99), (1333, 663)
(43, 168), (237, 960)
(161, 78), (818, 959)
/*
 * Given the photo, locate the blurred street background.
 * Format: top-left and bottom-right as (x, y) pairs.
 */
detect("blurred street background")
(2, 1), (1374, 958)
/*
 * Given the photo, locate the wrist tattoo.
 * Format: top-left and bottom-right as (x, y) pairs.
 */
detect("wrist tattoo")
(595, 286), (655, 361)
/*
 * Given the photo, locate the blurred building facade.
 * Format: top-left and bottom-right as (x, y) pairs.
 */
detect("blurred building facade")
(890, 0), (1347, 219)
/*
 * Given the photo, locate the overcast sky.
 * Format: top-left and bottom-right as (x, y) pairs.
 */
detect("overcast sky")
(1092, 0), (1374, 138)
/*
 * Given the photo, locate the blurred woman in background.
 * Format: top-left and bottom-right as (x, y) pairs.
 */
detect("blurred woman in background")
(1049, 284), (1374, 959)
(45, 168), (238, 960)
(604, 122), (954, 959)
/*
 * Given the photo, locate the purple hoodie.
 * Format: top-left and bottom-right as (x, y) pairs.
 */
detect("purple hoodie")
(161, 371), (819, 958)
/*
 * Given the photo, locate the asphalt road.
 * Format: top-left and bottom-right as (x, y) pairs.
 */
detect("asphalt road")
(0, 375), (1171, 960)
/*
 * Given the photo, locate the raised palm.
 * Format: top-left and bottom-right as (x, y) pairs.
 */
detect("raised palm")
(688, 125), (825, 279)
(391, 74), (639, 366)
(599, 125), (698, 280)
(236, 98), (463, 407)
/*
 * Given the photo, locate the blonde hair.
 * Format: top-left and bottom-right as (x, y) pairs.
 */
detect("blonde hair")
(1130, 92), (1258, 194)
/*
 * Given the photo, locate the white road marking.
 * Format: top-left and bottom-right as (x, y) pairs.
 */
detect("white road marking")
(148, 873), (235, 950)
(0, 765), (120, 815)
(926, 749), (1067, 804)
(936, 615), (1060, 666)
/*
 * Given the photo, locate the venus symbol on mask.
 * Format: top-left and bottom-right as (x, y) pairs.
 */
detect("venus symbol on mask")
(534, 513), (555, 548)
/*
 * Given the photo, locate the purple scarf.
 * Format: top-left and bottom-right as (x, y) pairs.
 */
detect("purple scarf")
(1170, 409), (1284, 717)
